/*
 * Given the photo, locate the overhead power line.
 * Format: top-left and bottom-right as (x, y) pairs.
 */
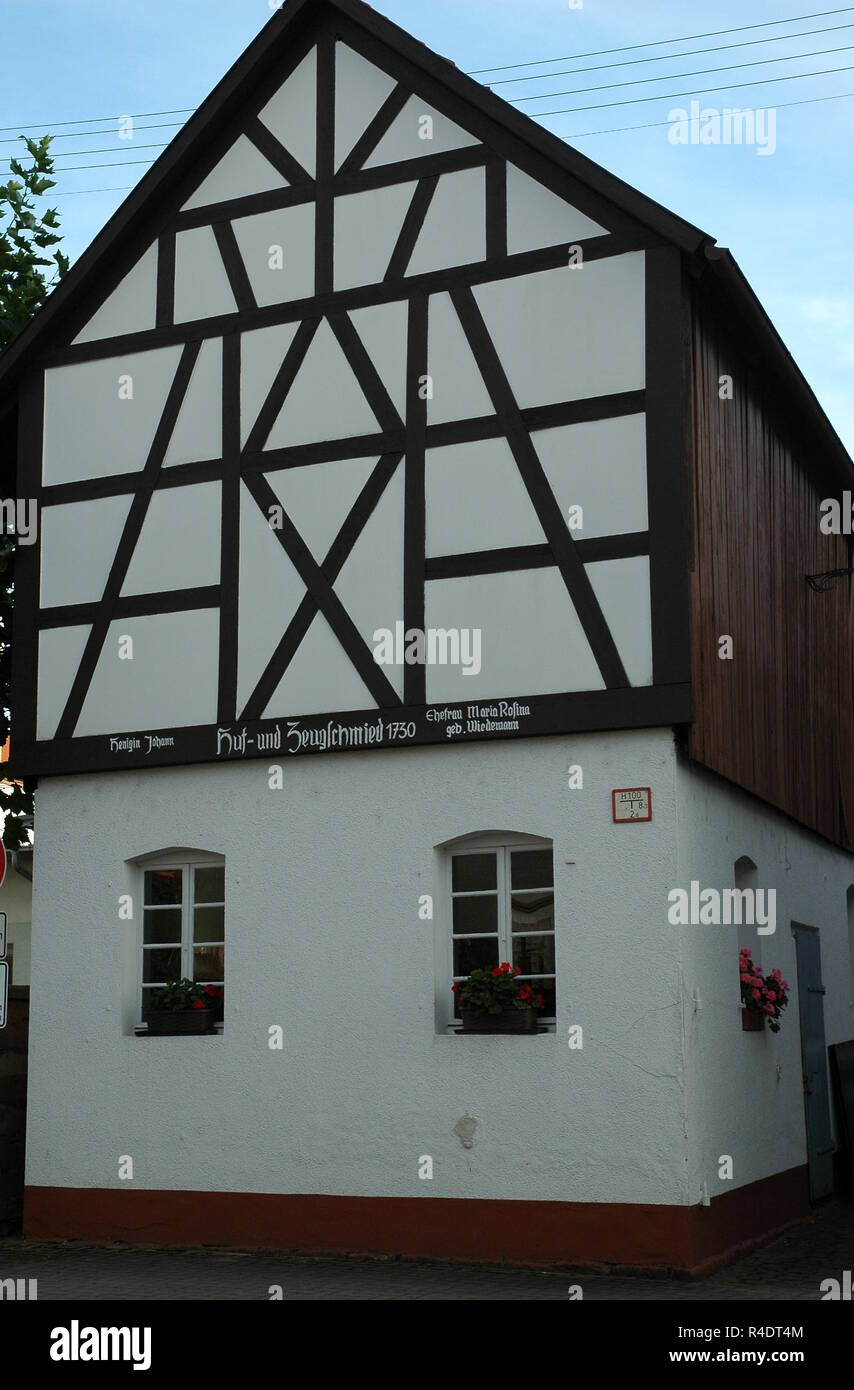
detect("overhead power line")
(469, 5), (854, 74)
(44, 82), (854, 194)
(0, 108), (194, 135)
(0, 120), (188, 148)
(2, 142), (170, 168)
(512, 39), (854, 104)
(5, 8), (854, 136)
(562, 83), (854, 137)
(4, 7), (854, 193)
(51, 184), (139, 197)
(532, 58), (854, 115)
(494, 20), (854, 87)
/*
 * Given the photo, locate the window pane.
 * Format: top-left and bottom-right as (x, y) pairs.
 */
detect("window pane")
(453, 936), (499, 977)
(143, 947), (181, 984)
(144, 869), (182, 905)
(452, 853), (497, 892)
(194, 946), (224, 981)
(511, 892), (554, 934)
(194, 905), (225, 943)
(452, 895), (498, 935)
(527, 979), (556, 1017)
(194, 865), (224, 904)
(143, 908), (182, 945)
(511, 849), (553, 890)
(512, 934), (556, 976)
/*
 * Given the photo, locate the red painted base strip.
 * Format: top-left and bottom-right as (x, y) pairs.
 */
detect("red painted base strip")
(24, 1165), (810, 1273)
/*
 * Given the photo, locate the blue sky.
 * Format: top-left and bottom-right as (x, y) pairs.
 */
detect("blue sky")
(4, 0), (854, 450)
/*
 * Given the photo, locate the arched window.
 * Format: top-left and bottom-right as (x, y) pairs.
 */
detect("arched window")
(130, 848), (225, 1028)
(441, 831), (556, 1024)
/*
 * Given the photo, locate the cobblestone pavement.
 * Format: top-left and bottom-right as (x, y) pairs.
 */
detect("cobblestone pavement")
(0, 1202), (851, 1300)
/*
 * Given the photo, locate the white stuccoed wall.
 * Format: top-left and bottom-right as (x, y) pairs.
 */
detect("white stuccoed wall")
(26, 728), (696, 1206)
(676, 755), (854, 1201)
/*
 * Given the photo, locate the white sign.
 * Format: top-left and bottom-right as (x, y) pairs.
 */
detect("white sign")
(0, 960), (7, 1029)
(0, 911), (6, 958)
(612, 787), (652, 822)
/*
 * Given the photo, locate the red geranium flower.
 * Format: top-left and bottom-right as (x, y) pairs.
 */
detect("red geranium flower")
(192, 999), (206, 1010)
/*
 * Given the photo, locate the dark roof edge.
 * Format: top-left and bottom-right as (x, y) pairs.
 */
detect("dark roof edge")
(0, 0), (708, 411)
(0, 0), (851, 495)
(0, 0), (317, 410)
(700, 245), (854, 488)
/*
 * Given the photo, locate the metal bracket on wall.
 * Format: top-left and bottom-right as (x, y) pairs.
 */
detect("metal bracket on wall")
(805, 567), (854, 592)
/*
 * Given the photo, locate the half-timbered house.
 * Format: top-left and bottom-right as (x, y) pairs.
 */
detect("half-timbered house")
(1, 0), (853, 1270)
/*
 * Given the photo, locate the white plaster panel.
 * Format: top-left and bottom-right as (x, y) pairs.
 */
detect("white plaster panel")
(26, 728), (692, 1205)
(121, 482), (221, 596)
(267, 456), (378, 563)
(334, 181), (417, 291)
(40, 495), (131, 608)
(181, 135), (288, 211)
(258, 47), (317, 176)
(506, 165), (607, 255)
(164, 338), (222, 467)
(75, 609), (220, 736)
(473, 254), (646, 408)
(264, 612), (377, 718)
(240, 322), (300, 449)
(406, 167), (485, 276)
(365, 95), (480, 167)
(231, 203), (315, 307)
(426, 291), (494, 425)
(586, 555), (652, 687)
(174, 226), (236, 323)
(332, 461), (405, 699)
(425, 567), (604, 703)
(675, 758), (854, 1198)
(236, 478), (306, 715)
(348, 300), (408, 418)
(334, 43), (398, 169)
(266, 319), (380, 450)
(73, 243), (158, 345)
(535, 414), (648, 539)
(43, 347), (183, 486)
(425, 437), (544, 556)
(36, 624), (91, 740)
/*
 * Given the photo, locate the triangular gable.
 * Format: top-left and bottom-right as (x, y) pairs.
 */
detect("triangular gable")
(10, 0), (711, 778)
(0, 0), (708, 407)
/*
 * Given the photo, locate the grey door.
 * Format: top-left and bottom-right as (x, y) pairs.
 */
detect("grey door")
(792, 925), (834, 1202)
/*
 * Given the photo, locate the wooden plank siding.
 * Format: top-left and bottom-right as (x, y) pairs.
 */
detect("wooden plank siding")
(689, 284), (854, 851)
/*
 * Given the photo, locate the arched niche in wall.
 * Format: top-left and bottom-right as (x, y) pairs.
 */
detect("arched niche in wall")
(734, 853), (759, 971)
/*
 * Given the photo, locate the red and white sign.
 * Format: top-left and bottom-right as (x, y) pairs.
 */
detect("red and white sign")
(612, 787), (652, 822)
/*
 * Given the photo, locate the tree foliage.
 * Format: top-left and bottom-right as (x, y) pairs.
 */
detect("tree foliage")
(0, 135), (68, 847)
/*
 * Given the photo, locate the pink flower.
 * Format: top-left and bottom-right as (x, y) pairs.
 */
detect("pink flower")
(752, 989), (761, 1001)
(763, 1003), (775, 1014)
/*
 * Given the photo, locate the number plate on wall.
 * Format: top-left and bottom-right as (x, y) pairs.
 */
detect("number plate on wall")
(612, 787), (652, 822)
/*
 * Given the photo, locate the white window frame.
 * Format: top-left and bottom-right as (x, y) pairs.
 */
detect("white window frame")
(139, 857), (225, 1022)
(445, 834), (556, 1029)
